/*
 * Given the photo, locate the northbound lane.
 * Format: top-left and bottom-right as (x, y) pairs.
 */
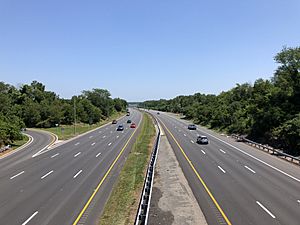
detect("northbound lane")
(150, 110), (300, 225)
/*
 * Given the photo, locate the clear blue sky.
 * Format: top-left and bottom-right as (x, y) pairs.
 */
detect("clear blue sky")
(0, 0), (299, 102)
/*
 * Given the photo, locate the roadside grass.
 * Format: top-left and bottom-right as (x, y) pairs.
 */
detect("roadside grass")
(0, 134), (29, 157)
(41, 112), (125, 140)
(99, 113), (156, 225)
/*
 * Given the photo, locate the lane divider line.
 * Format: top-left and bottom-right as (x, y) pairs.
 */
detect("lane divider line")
(244, 165), (256, 174)
(73, 170), (83, 179)
(51, 153), (59, 158)
(22, 211), (38, 225)
(74, 152), (81, 157)
(72, 113), (141, 225)
(218, 166), (226, 174)
(10, 171), (25, 180)
(158, 119), (232, 225)
(256, 201), (276, 218)
(41, 170), (53, 179)
(219, 149), (226, 154)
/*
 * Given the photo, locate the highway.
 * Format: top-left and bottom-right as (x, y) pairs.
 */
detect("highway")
(0, 109), (142, 225)
(150, 110), (300, 225)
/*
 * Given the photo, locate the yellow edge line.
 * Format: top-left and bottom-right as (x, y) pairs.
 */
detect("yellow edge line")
(159, 119), (232, 225)
(72, 119), (140, 225)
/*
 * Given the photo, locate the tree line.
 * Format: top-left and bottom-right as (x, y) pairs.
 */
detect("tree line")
(0, 81), (127, 146)
(141, 47), (300, 156)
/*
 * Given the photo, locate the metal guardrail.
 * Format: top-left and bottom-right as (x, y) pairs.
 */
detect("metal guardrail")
(232, 134), (300, 165)
(135, 114), (161, 225)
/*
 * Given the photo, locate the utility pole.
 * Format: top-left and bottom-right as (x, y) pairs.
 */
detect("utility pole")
(74, 97), (76, 135)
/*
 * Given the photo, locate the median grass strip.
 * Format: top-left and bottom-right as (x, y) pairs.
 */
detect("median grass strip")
(41, 112), (125, 140)
(99, 113), (156, 225)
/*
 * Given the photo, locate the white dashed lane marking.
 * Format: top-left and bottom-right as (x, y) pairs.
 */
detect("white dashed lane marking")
(10, 171), (25, 180)
(91, 142), (96, 146)
(256, 201), (276, 219)
(41, 170), (54, 179)
(73, 170), (82, 179)
(201, 150), (206, 155)
(22, 211), (38, 225)
(244, 165), (256, 174)
(219, 149), (226, 154)
(75, 142), (80, 146)
(74, 152), (81, 157)
(96, 152), (101, 158)
(51, 153), (59, 158)
(218, 166), (226, 173)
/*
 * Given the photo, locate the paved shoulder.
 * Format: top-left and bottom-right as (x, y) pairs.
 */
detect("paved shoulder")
(149, 131), (207, 225)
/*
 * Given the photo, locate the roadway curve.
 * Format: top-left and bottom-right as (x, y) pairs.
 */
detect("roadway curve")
(0, 109), (142, 225)
(150, 110), (300, 225)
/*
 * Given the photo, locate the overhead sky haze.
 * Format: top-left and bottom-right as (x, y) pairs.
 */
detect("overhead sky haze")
(0, 0), (299, 101)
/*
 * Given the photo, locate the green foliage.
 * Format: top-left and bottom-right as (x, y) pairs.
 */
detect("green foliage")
(141, 46), (300, 156)
(0, 80), (127, 145)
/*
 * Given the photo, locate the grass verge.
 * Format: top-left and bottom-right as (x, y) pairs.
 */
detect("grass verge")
(98, 113), (156, 225)
(0, 134), (29, 157)
(41, 112), (125, 140)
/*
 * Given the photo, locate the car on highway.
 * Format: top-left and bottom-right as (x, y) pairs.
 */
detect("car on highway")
(127, 119), (132, 123)
(130, 123), (136, 128)
(157, 112), (160, 115)
(196, 135), (209, 144)
(188, 124), (197, 130)
(117, 125), (124, 131)
(112, 120), (117, 124)
(126, 112), (130, 116)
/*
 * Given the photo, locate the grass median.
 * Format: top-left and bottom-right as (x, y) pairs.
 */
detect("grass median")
(99, 112), (156, 225)
(41, 112), (125, 140)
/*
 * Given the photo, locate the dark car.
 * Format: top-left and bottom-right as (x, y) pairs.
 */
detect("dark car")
(117, 125), (124, 131)
(196, 135), (209, 144)
(157, 112), (160, 115)
(127, 119), (132, 123)
(188, 124), (197, 130)
(112, 120), (117, 124)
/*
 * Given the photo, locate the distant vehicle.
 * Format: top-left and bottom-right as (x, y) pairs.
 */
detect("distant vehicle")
(127, 119), (132, 123)
(130, 123), (136, 128)
(112, 120), (117, 124)
(157, 112), (160, 115)
(126, 112), (130, 116)
(188, 124), (197, 130)
(196, 135), (209, 144)
(117, 125), (124, 131)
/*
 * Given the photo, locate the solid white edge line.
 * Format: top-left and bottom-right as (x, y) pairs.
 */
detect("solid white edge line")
(196, 128), (300, 183)
(244, 165), (256, 174)
(41, 170), (53, 179)
(256, 201), (276, 218)
(10, 171), (25, 180)
(74, 152), (81, 157)
(218, 166), (226, 173)
(219, 149), (226, 154)
(73, 170), (82, 179)
(22, 211), (38, 225)
(51, 153), (59, 158)
(96, 152), (101, 158)
(201, 150), (206, 155)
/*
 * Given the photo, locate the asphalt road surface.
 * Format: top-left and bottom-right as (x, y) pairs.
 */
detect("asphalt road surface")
(150, 110), (300, 225)
(0, 109), (142, 225)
